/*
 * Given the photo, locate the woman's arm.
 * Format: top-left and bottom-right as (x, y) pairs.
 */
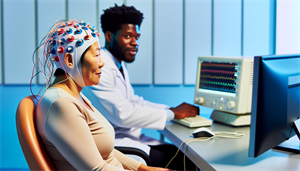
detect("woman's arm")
(138, 164), (172, 171)
(113, 149), (172, 171)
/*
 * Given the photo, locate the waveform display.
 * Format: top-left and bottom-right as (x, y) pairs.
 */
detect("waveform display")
(201, 81), (236, 87)
(201, 63), (236, 68)
(201, 69), (235, 75)
(201, 75), (236, 81)
(199, 61), (238, 93)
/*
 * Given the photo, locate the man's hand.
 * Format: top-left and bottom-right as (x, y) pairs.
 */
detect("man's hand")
(170, 102), (199, 119)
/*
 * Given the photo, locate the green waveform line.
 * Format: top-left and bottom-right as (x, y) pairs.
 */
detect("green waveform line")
(201, 81), (236, 87)
(201, 75), (236, 81)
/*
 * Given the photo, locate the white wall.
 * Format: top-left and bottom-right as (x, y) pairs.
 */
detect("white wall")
(126, 0), (153, 84)
(243, 0), (276, 57)
(37, 0), (66, 84)
(0, 0), (298, 85)
(3, 0), (35, 84)
(213, 0), (242, 56)
(276, 0), (300, 54)
(154, 0), (183, 84)
(184, 0), (212, 85)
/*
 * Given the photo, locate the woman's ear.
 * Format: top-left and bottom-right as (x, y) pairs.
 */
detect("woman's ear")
(64, 53), (73, 69)
(105, 31), (112, 43)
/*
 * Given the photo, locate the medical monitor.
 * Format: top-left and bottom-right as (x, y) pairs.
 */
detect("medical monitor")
(249, 54), (300, 157)
(194, 56), (253, 115)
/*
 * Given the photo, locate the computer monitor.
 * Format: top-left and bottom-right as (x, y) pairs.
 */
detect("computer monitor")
(194, 56), (253, 126)
(249, 54), (300, 157)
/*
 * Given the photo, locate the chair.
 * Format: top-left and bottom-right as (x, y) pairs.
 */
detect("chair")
(16, 95), (152, 171)
(16, 95), (55, 170)
(115, 146), (152, 166)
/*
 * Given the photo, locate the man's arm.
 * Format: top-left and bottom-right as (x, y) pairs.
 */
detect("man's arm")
(170, 102), (199, 119)
(83, 69), (168, 130)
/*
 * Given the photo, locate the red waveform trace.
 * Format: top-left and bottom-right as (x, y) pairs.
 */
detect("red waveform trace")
(201, 63), (235, 67)
(201, 69), (235, 74)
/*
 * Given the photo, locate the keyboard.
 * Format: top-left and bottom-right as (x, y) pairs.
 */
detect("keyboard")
(172, 115), (212, 128)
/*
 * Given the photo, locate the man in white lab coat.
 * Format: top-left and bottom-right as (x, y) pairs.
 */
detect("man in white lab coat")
(82, 4), (199, 169)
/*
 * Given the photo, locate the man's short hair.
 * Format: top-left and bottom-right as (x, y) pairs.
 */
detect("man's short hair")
(100, 4), (144, 33)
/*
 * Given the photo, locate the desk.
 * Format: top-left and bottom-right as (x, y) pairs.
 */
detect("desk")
(160, 121), (300, 171)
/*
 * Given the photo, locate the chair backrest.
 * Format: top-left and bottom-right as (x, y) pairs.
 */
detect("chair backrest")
(16, 95), (55, 171)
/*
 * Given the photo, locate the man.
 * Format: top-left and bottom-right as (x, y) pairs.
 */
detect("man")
(82, 4), (199, 169)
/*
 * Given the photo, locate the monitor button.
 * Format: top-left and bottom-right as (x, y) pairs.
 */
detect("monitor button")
(198, 97), (204, 104)
(228, 101), (236, 109)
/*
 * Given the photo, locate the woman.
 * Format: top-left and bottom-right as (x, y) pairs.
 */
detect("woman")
(33, 19), (170, 171)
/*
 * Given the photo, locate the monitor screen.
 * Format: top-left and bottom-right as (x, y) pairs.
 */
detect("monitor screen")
(198, 61), (238, 97)
(194, 56), (253, 114)
(249, 54), (300, 157)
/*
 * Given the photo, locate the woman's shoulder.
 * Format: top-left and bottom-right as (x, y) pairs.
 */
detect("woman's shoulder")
(36, 88), (85, 137)
(37, 88), (91, 126)
(41, 87), (70, 103)
(38, 88), (82, 112)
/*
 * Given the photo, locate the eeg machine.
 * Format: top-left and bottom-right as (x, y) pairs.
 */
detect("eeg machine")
(194, 56), (253, 126)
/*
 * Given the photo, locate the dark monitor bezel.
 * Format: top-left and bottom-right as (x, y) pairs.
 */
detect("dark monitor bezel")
(249, 54), (300, 158)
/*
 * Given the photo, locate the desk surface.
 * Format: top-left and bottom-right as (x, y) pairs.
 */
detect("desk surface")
(161, 121), (300, 171)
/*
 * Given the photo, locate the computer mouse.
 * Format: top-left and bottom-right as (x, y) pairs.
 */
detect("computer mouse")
(192, 127), (215, 138)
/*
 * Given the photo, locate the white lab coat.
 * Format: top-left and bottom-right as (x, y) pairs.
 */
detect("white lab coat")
(82, 48), (173, 154)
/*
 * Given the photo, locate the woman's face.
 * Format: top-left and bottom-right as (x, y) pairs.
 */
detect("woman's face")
(81, 41), (104, 86)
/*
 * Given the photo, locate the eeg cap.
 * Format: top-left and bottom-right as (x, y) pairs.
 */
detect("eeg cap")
(48, 20), (100, 87)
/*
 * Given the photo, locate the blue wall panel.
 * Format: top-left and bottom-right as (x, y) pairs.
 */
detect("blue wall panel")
(98, 0), (124, 47)
(0, 85), (45, 169)
(68, 0), (97, 32)
(213, 0), (242, 56)
(3, 0), (36, 84)
(126, 0), (153, 84)
(37, 0), (66, 85)
(184, 0), (212, 85)
(154, 0), (183, 85)
(0, 0), (2, 85)
(244, 0), (274, 57)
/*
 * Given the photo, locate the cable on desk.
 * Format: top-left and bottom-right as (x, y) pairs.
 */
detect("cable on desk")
(213, 131), (245, 138)
(164, 137), (213, 170)
(165, 131), (245, 171)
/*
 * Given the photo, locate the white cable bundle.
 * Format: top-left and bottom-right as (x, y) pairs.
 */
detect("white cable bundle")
(164, 131), (245, 171)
